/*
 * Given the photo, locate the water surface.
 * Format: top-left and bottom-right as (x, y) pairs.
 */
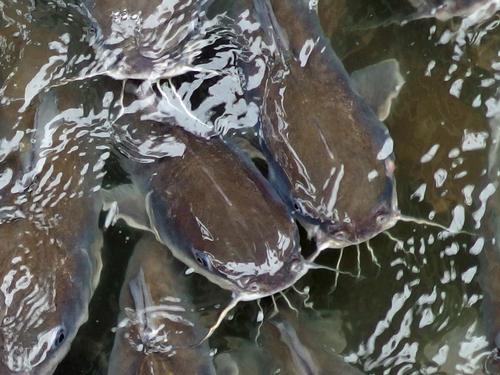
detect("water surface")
(0, 0), (499, 374)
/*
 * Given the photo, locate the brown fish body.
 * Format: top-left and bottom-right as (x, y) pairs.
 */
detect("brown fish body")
(0, 80), (116, 374)
(215, 309), (363, 375)
(81, 0), (216, 80)
(115, 118), (304, 300)
(407, 0), (499, 21)
(256, 0), (398, 249)
(481, 115), (500, 369)
(108, 234), (216, 375)
(262, 312), (364, 375)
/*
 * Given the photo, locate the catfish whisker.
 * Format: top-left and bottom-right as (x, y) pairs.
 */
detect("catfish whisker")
(293, 285), (314, 310)
(167, 78), (212, 130)
(255, 299), (264, 343)
(292, 286), (311, 310)
(156, 80), (171, 104)
(366, 240), (381, 269)
(306, 260), (356, 277)
(383, 231), (406, 251)
(398, 214), (475, 236)
(329, 248), (344, 294)
(356, 244), (361, 279)
(270, 295), (280, 318)
(196, 295), (241, 346)
(292, 285), (306, 296)
(308, 247), (322, 262)
(279, 291), (299, 315)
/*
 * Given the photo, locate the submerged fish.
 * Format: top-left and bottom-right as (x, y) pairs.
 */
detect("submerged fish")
(350, 59), (405, 123)
(251, 0), (399, 250)
(111, 117), (304, 298)
(80, 0), (222, 80)
(407, 0), (500, 21)
(108, 107), (314, 338)
(0, 80), (116, 374)
(108, 233), (216, 375)
(215, 309), (362, 375)
(482, 115), (500, 371)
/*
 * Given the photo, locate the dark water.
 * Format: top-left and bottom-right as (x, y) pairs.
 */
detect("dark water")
(1, 0), (499, 374)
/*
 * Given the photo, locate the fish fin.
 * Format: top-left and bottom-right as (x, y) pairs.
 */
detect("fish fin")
(16, 90), (61, 182)
(102, 184), (152, 231)
(227, 134), (265, 161)
(253, 0), (290, 52)
(351, 59), (405, 121)
(128, 268), (156, 330)
(272, 320), (321, 375)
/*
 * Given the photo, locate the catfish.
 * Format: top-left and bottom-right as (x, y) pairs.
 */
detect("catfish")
(0, 79), (118, 374)
(108, 233), (216, 375)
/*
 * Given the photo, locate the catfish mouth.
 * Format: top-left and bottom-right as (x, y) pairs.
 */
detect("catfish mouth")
(311, 182), (400, 250)
(314, 210), (400, 250)
(212, 255), (307, 302)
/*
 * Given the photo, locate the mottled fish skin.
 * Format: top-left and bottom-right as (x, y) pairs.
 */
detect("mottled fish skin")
(215, 310), (363, 375)
(81, 0), (217, 80)
(482, 115), (500, 366)
(108, 233), (216, 375)
(114, 118), (304, 301)
(407, 0), (499, 21)
(255, 0), (398, 249)
(262, 314), (364, 375)
(0, 80), (117, 374)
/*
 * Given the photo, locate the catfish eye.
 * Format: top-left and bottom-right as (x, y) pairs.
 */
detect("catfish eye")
(248, 282), (259, 292)
(193, 250), (211, 270)
(52, 327), (66, 350)
(375, 206), (390, 226)
(290, 259), (302, 273)
(376, 214), (388, 226)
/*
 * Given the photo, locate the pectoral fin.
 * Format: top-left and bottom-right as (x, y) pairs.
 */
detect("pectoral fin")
(102, 184), (152, 232)
(351, 59), (405, 121)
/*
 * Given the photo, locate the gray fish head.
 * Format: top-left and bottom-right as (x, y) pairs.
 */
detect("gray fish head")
(0, 224), (97, 374)
(144, 133), (308, 303)
(181, 228), (306, 301)
(311, 153), (399, 250)
(207, 248), (306, 301)
(149, 186), (306, 301)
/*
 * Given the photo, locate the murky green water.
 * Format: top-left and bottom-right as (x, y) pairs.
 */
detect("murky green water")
(1, 0), (499, 374)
